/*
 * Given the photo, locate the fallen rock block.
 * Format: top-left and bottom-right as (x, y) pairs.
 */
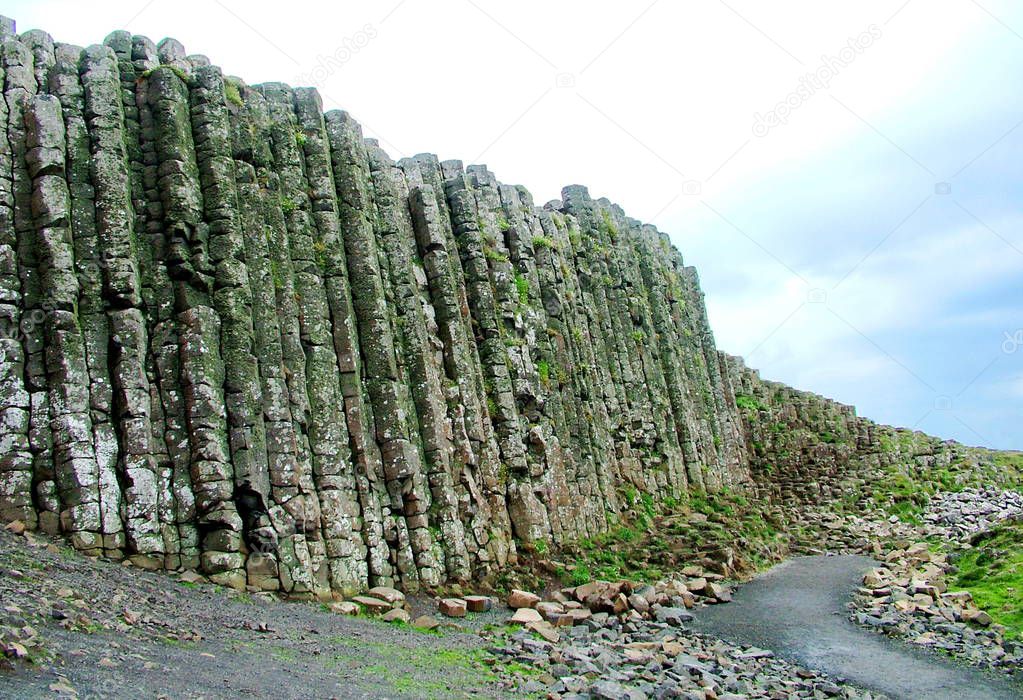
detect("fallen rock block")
(464, 595), (492, 613)
(654, 607), (693, 627)
(863, 569), (887, 589)
(412, 615), (440, 630)
(367, 586), (405, 606)
(510, 608), (543, 625)
(507, 589), (540, 609)
(708, 582), (732, 602)
(661, 640), (684, 657)
(525, 620), (560, 642)
(962, 609), (992, 627)
(351, 596), (391, 615)
(536, 601), (565, 621)
(330, 601), (360, 616)
(687, 577), (708, 595)
(736, 647), (774, 660)
(438, 598), (467, 618)
(381, 608), (410, 624)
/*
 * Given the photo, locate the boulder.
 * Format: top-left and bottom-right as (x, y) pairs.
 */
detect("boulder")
(464, 595), (492, 613)
(351, 596), (391, 614)
(380, 608), (411, 624)
(510, 608), (543, 624)
(366, 586), (405, 606)
(438, 598), (467, 618)
(507, 589), (541, 609)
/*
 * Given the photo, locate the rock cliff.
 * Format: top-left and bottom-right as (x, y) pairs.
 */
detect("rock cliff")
(0, 17), (1004, 597)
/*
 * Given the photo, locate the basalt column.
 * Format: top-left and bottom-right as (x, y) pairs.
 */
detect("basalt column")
(0, 17), (921, 593)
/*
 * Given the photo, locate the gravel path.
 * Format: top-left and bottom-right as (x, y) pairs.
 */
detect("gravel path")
(0, 530), (516, 699)
(691, 555), (1023, 700)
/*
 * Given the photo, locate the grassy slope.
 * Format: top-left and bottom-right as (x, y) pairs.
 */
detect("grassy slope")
(954, 520), (1023, 639)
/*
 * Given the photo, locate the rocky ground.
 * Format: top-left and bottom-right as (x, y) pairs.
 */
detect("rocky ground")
(852, 540), (1022, 674)
(3, 484), (1021, 698)
(491, 612), (881, 699)
(0, 525), (517, 699)
(922, 488), (1023, 542)
(1, 522), (884, 699)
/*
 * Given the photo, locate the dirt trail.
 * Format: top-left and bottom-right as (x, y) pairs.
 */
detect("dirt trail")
(692, 555), (1023, 700)
(0, 530), (514, 699)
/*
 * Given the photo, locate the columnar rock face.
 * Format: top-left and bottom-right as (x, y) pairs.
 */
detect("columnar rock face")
(0, 18), (998, 595)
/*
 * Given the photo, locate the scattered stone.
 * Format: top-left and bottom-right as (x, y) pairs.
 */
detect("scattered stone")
(507, 589), (540, 609)
(510, 608), (542, 625)
(330, 601), (360, 616)
(351, 596), (391, 615)
(438, 598), (467, 618)
(464, 595), (492, 613)
(412, 615), (440, 630)
(366, 587), (405, 606)
(380, 608), (411, 624)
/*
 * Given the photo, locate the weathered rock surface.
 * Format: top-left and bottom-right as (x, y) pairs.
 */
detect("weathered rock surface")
(0, 15), (1017, 598)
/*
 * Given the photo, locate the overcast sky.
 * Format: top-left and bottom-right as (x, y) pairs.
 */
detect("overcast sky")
(8, 0), (1022, 450)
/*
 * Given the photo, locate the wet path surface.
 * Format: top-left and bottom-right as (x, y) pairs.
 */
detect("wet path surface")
(692, 555), (1023, 700)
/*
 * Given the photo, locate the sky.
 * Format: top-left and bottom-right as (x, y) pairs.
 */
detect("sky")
(6, 0), (1022, 450)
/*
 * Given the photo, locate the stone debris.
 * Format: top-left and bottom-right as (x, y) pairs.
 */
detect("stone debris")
(501, 576), (732, 633)
(852, 541), (1022, 674)
(922, 488), (1023, 542)
(490, 609), (884, 699)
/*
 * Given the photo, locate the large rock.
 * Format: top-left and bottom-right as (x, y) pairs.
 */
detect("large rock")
(507, 589), (541, 609)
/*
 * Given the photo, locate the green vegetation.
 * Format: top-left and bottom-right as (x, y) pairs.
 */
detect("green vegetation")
(497, 215), (511, 232)
(223, 77), (244, 106)
(532, 234), (557, 250)
(484, 247), (509, 263)
(294, 129), (308, 147)
(537, 359), (551, 387)
(735, 393), (767, 413)
(554, 486), (787, 587)
(514, 274), (529, 306)
(139, 63), (191, 85)
(280, 196), (297, 214)
(324, 642), (536, 700)
(599, 209), (618, 240)
(270, 646), (300, 662)
(866, 442), (1022, 524)
(953, 520), (1023, 639)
